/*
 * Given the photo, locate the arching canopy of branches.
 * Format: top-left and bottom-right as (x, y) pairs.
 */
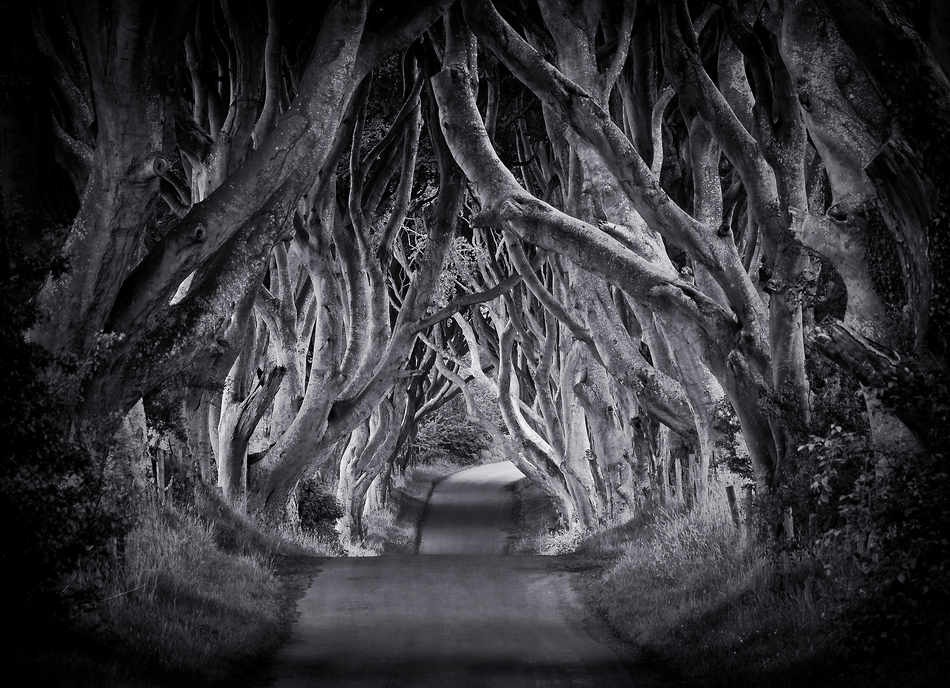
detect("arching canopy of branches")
(4, 0), (947, 530)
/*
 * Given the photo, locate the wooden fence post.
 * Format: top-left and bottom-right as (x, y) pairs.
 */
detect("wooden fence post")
(673, 456), (683, 505)
(687, 453), (697, 508)
(783, 506), (795, 540)
(726, 485), (741, 528)
(743, 484), (754, 527)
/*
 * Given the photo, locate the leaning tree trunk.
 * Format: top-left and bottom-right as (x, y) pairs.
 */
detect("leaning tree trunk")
(572, 356), (639, 518)
(781, 0), (925, 454)
(337, 392), (405, 543)
(434, 6), (782, 493)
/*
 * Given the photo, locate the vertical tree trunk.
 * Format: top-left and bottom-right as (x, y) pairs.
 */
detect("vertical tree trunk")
(657, 426), (672, 505)
(184, 388), (217, 484)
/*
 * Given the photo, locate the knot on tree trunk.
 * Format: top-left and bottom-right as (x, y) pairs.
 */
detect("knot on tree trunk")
(130, 153), (170, 182)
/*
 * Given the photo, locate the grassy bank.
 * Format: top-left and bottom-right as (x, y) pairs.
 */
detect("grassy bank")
(12, 486), (329, 688)
(575, 484), (949, 688)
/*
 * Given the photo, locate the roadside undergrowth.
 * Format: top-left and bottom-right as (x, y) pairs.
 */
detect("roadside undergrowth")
(577, 476), (950, 688)
(508, 477), (562, 554)
(577, 486), (846, 688)
(18, 486), (325, 688)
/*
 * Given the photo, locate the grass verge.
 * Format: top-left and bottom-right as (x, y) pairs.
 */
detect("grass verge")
(12, 486), (331, 688)
(575, 483), (950, 688)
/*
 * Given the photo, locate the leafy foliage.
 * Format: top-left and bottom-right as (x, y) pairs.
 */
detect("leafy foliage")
(713, 397), (752, 481)
(297, 478), (344, 534)
(143, 380), (189, 446)
(0, 228), (133, 648)
(787, 427), (875, 541)
(756, 346), (950, 660)
(805, 351), (869, 438)
(876, 358), (950, 449)
(808, 435), (950, 655)
(764, 358), (950, 662)
(863, 205), (908, 314)
(810, 359), (950, 655)
(410, 397), (490, 466)
(760, 350), (872, 543)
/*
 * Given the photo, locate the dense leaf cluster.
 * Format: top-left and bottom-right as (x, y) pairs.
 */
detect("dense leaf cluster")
(297, 478), (345, 534)
(0, 230), (132, 648)
(712, 396), (752, 481)
(410, 397), (491, 466)
(801, 428), (950, 656)
(764, 358), (950, 658)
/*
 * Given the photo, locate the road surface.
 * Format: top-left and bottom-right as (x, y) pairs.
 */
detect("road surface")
(418, 460), (525, 555)
(265, 461), (642, 687)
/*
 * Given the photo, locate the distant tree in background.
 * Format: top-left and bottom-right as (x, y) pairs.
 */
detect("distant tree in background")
(409, 396), (491, 466)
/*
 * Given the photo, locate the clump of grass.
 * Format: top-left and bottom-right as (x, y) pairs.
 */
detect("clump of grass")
(276, 521), (347, 556)
(100, 505), (281, 683)
(539, 523), (587, 555)
(508, 478), (561, 554)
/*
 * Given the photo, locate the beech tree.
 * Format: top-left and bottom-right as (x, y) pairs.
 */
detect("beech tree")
(12, 0), (464, 516)
(429, 0), (947, 498)
(19, 0), (448, 426)
(7, 0), (947, 531)
(432, 2), (783, 494)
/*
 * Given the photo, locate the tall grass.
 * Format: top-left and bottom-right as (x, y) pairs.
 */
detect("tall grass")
(22, 488), (302, 688)
(580, 484), (845, 688)
(97, 506), (281, 683)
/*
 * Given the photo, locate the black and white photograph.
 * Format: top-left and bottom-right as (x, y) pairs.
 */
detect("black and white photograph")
(3, 0), (948, 685)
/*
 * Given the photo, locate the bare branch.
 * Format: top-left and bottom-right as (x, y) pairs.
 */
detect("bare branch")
(413, 273), (524, 334)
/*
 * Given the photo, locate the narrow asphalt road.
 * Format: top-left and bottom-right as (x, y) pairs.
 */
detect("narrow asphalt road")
(418, 460), (525, 555)
(264, 461), (643, 687)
